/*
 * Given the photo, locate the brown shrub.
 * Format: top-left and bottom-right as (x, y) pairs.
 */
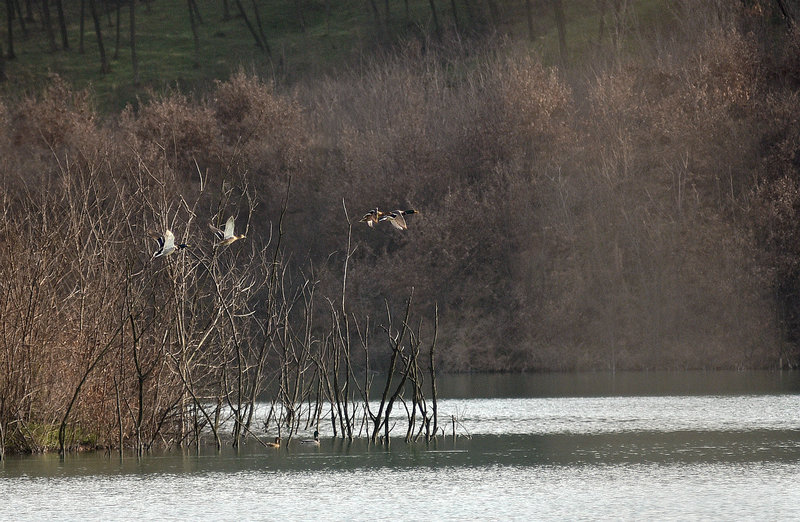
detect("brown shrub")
(212, 71), (307, 174)
(119, 90), (222, 174)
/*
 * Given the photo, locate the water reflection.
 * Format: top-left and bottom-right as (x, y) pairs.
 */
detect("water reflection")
(3, 371), (800, 520)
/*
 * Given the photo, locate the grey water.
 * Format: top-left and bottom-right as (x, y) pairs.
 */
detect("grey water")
(3, 371), (800, 520)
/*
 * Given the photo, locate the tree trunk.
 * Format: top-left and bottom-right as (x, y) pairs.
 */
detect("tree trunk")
(101, 0), (112, 26)
(294, 0), (306, 32)
(130, 0), (138, 85)
(54, 0), (68, 49)
(450, 0), (460, 34)
(597, 0), (605, 44)
(40, 0), (58, 52)
(113, 0), (120, 59)
(6, 0), (15, 59)
(0, 40), (6, 82)
(553, 0), (567, 65)
(187, 0), (199, 67)
(486, 0), (499, 27)
(13, 0), (27, 36)
(222, 0), (230, 20)
(325, 0), (330, 35)
(250, 0), (270, 54)
(366, 0), (382, 37)
(428, 0), (440, 39)
(88, 0), (109, 73)
(234, 0), (268, 54)
(79, 0), (85, 53)
(526, 0), (534, 41)
(191, 0), (202, 23)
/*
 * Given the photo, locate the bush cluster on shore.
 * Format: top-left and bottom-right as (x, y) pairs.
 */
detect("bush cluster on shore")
(2, 1), (800, 454)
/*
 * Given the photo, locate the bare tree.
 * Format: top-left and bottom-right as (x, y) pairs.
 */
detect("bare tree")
(130, 0), (138, 84)
(234, 0), (270, 55)
(53, 0), (68, 49)
(187, 0), (200, 67)
(553, 0), (567, 64)
(5, 0), (15, 59)
(88, 0), (110, 73)
(40, 0), (58, 51)
(79, 0), (85, 53)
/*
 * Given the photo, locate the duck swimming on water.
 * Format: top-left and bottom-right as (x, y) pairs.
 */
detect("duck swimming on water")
(300, 430), (320, 446)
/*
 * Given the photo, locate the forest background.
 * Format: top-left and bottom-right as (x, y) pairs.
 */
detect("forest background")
(1, 0), (800, 452)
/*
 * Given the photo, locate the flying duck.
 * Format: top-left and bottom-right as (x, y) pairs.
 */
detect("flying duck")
(209, 216), (246, 247)
(150, 229), (188, 258)
(359, 208), (387, 228)
(379, 209), (418, 230)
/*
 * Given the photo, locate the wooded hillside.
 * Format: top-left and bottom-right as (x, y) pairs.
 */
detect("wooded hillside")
(1, 0), (800, 453)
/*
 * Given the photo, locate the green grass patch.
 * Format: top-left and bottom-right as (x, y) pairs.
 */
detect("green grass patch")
(0, 0), (671, 111)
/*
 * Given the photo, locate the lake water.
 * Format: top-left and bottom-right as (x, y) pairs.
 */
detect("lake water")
(3, 371), (800, 520)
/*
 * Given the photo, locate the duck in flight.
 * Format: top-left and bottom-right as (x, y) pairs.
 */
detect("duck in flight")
(379, 209), (418, 231)
(359, 208), (387, 228)
(150, 229), (188, 258)
(209, 216), (246, 247)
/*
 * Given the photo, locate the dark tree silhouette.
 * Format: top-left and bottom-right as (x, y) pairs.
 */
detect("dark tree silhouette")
(12, 0), (27, 36)
(5, 0), (15, 59)
(553, 0), (567, 64)
(428, 0), (441, 39)
(88, 0), (109, 73)
(187, 0), (200, 67)
(526, 0), (534, 41)
(79, 0), (85, 53)
(0, 40), (5, 81)
(54, 0), (68, 49)
(130, 0), (138, 84)
(40, 0), (57, 51)
(234, 0), (270, 55)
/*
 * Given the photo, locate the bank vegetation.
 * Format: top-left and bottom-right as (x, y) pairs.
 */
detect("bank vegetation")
(2, 0), (800, 454)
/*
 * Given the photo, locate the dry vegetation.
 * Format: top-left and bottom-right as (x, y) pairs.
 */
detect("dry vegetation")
(1, 1), (800, 453)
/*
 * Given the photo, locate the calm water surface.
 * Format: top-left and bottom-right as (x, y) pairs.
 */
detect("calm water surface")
(3, 371), (800, 520)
